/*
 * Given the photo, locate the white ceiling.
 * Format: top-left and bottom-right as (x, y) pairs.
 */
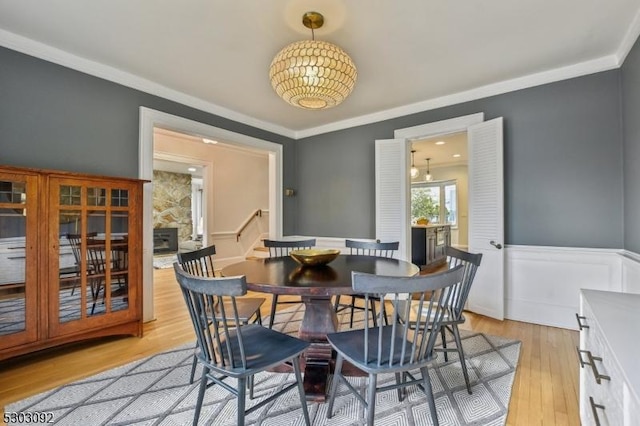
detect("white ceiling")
(413, 132), (468, 168)
(153, 159), (203, 178)
(1, 0), (639, 139)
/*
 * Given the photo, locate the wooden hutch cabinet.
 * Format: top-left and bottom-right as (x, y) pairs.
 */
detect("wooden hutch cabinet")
(0, 165), (145, 361)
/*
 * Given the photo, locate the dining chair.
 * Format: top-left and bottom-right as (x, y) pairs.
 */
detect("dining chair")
(435, 246), (482, 394)
(84, 235), (129, 315)
(334, 239), (399, 328)
(65, 232), (97, 295)
(263, 238), (316, 328)
(326, 265), (465, 426)
(173, 264), (311, 426)
(177, 244), (266, 384)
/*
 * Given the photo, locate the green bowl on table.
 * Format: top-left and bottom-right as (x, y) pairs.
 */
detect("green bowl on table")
(289, 249), (340, 266)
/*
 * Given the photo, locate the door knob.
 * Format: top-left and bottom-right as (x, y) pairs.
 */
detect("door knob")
(490, 240), (503, 250)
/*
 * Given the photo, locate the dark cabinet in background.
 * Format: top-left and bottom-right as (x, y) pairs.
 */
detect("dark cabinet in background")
(411, 225), (451, 271)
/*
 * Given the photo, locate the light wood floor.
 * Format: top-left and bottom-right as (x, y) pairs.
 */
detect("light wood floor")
(0, 268), (580, 425)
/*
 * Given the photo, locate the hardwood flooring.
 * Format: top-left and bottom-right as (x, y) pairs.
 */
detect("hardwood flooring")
(0, 267), (580, 425)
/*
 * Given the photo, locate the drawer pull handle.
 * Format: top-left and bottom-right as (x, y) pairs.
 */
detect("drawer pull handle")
(589, 396), (604, 426)
(576, 346), (587, 368)
(575, 313), (589, 330)
(577, 348), (611, 384)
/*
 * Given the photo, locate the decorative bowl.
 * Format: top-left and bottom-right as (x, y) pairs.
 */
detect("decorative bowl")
(289, 249), (340, 266)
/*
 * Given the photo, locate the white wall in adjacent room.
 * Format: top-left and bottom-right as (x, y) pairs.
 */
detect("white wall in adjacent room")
(154, 132), (269, 234)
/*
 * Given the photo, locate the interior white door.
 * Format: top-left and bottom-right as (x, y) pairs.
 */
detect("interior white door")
(375, 139), (409, 261)
(467, 117), (504, 320)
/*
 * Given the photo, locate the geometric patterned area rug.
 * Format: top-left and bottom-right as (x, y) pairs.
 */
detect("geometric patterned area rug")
(152, 254), (178, 269)
(6, 306), (520, 425)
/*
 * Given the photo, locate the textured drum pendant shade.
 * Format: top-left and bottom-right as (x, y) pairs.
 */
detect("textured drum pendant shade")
(269, 12), (357, 110)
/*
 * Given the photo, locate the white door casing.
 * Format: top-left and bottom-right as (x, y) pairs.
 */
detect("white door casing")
(139, 107), (283, 322)
(375, 139), (408, 261)
(467, 117), (504, 320)
(379, 113), (505, 319)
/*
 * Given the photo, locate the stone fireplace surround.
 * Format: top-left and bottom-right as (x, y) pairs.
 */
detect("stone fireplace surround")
(152, 170), (193, 250)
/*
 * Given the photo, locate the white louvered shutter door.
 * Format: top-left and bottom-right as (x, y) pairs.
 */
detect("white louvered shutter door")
(375, 139), (409, 261)
(467, 117), (505, 320)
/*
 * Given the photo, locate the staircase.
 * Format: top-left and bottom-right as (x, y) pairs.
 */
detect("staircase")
(246, 240), (269, 260)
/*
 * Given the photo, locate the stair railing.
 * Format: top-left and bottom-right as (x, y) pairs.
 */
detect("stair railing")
(236, 209), (262, 241)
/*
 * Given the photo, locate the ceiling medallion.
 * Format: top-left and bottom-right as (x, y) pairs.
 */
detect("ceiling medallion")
(269, 11), (357, 110)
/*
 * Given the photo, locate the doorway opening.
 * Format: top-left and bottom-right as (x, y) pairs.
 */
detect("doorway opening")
(409, 131), (469, 250)
(152, 136), (212, 260)
(139, 107), (283, 321)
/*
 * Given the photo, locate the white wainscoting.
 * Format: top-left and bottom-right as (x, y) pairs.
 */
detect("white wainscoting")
(621, 250), (640, 294)
(505, 245), (626, 330)
(313, 239), (637, 330)
(214, 235), (640, 331)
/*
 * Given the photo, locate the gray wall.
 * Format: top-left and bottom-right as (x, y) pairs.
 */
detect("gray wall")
(0, 45), (630, 248)
(296, 71), (624, 248)
(0, 46), (298, 234)
(622, 37), (640, 253)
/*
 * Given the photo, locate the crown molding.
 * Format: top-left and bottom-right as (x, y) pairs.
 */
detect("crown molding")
(294, 55), (620, 138)
(0, 28), (626, 141)
(616, 7), (640, 65)
(0, 29), (296, 139)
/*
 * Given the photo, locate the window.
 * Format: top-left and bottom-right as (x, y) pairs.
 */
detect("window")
(411, 180), (457, 226)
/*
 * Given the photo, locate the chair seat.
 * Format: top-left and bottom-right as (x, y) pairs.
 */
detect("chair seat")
(218, 297), (265, 323)
(174, 264), (311, 426)
(327, 326), (436, 374)
(441, 312), (465, 325)
(397, 301), (464, 322)
(207, 324), (309, 376)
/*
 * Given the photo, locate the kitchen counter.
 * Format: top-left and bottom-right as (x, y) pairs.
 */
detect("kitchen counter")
(411, 225), (451, 270)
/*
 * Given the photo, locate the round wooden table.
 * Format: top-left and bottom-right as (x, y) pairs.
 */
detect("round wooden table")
(221, 254), (419, 401)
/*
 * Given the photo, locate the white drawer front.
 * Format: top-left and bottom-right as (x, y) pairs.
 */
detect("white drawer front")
(579, 298), (624, 425)
(624, 384), (640, 425)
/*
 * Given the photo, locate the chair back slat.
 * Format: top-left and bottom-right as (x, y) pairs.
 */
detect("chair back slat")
(445, 246), (482, 319)
(345, 239), (398, 258)
(66, 232), (98, 266)
(353, 265), (464, 370)
(263, 239), (316, 258)
(177, 245), (217, 277)
(174, 263), (249, 371)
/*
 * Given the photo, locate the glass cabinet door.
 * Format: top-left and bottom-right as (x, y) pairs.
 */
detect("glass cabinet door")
(49, 177), (135, 336)
(0, 172), (38, 350)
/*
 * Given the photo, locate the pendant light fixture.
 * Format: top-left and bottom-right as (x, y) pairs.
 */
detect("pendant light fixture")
(269, 11), (357, 109)
(425, 158), (433, 182)
(410, 150), (419, 179)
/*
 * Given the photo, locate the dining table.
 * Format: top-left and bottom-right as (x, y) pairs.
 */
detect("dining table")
(220, 254), (419, 402)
